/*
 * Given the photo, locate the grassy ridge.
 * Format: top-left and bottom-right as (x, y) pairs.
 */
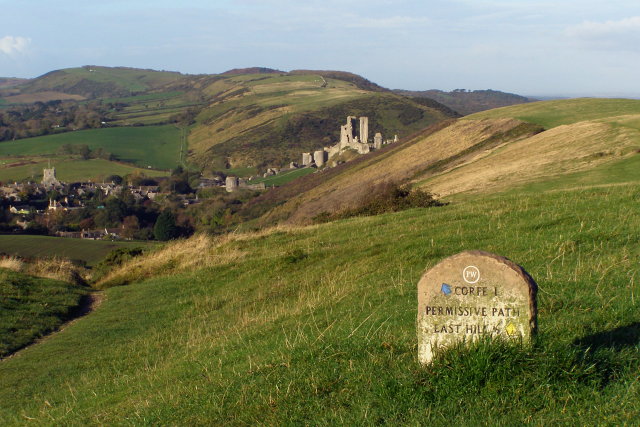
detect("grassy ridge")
(467, 98), (640, 128)
(188, 74), (454, 167)
(0, 125), (183, 170)
(23, 67), (183, 98)
(0, 269), (88, 358)
(0, 175), (638, 423)
(0, 235), (154, 267)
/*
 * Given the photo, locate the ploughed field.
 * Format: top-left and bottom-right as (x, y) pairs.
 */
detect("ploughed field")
(1, 164), (638, 424)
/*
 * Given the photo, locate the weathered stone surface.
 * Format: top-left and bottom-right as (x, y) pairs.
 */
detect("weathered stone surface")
(373, 132), (383, 149)
(313, 150), (326, 167)
(225, 176), (238, 192)
(359, 116), (369, 144)
(417, 250), (537, 364)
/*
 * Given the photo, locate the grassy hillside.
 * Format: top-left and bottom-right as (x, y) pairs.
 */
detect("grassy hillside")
(0, 172), (638, 423)
(419, 99), (640, 197)
(3, 67), (458, 174)
(18, 66), (185, 99)
(0, 125), (183, 170)
(187, 73), (456, 168)
(0, 235), (154, 267)
(467, 98), (640, 128)
(255, 98), (640, 224)
(0, 268), (88, 358)
(253, 118), (541, 224)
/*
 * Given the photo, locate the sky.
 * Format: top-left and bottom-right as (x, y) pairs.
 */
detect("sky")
(1, 0), (640, 97)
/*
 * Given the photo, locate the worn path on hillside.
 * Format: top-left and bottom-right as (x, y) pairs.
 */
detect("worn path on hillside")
(0, 291), (105, 362)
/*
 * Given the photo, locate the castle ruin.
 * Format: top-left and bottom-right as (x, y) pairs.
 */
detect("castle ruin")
(302, 116), (398, 168)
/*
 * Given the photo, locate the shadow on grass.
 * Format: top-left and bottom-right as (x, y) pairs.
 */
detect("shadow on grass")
(574, 322), (640, 351)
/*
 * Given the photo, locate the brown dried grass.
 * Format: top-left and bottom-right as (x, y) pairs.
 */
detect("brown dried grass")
(421, 118), (640, 196)
(0, 255), (87, 285)
(25, 257), (87, 285)
(283, 118), (526, 223)
(95, 226), (306, 289)
(0, 256), (25, 272)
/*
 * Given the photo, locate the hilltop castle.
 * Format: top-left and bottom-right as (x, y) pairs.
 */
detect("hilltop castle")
(301, 116), (397, 167)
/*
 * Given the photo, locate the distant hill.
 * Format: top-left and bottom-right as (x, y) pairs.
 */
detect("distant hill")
(14, 66), (185, 99)
(394, 88), (533, 115)
(0, 78), (27, 89)
(221, 67), (284, 75)
(0, 65), (535, 178)
(290, 70), (387, 92)
(187, 72), (458, 169)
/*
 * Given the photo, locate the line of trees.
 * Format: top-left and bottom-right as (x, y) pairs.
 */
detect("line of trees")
(0, 100), (108, 141)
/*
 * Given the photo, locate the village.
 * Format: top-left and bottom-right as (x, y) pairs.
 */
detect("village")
(0, 167), (209, 240)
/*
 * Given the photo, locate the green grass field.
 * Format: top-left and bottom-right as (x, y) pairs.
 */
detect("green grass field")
(102, 91), (185, 105)
(252, 167), (316, 186)
(0, 167), (638, 423)
(0, 235), (154, 267)
(224, 166), (258, 177)
(506, 152), (640, 195)
(0, 269), (88, 358)
(0, 125), (183, 170)
(468, 98), (640, 128)
(0, 157), (169, 183)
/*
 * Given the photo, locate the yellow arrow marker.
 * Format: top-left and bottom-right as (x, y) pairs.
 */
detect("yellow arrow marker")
(505, 322), (517, 336)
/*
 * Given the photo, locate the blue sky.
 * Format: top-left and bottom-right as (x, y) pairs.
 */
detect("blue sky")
(2, 0), (640, 96)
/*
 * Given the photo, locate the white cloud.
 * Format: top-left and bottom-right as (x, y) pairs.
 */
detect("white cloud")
(0, 36), (31, 55)
(345, 15), (430, 29)
(565, 16), (640, 53)
(566, 16), (640, 38)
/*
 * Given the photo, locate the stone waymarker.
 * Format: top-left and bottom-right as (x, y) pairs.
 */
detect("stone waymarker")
(417, 250), (537, 364)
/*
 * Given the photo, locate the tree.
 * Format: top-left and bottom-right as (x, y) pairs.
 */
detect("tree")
(153, 210), (178, 241)
(106, 174), (123, 185)
(121, 215), (140, 239)
(104, 197), (128, 225)
(78, 144), (91, 160)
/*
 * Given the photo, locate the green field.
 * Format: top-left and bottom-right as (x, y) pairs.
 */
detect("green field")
(0, 269), (88, 358)
(506, 152), (640, 195)
(0, 157), (169, 183)
(1, 166), (639, 423)
(252, 167), (316, 186)
(102, 91), (185, 104)
(0, 125), (183, 170)
(224, 166), (258, 177)
(0, 235), (154, 267)
(468, 98), (640, 128)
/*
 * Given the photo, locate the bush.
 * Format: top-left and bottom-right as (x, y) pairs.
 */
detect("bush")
(92, 247), (145, 283)
(315, 182), (446, 222)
